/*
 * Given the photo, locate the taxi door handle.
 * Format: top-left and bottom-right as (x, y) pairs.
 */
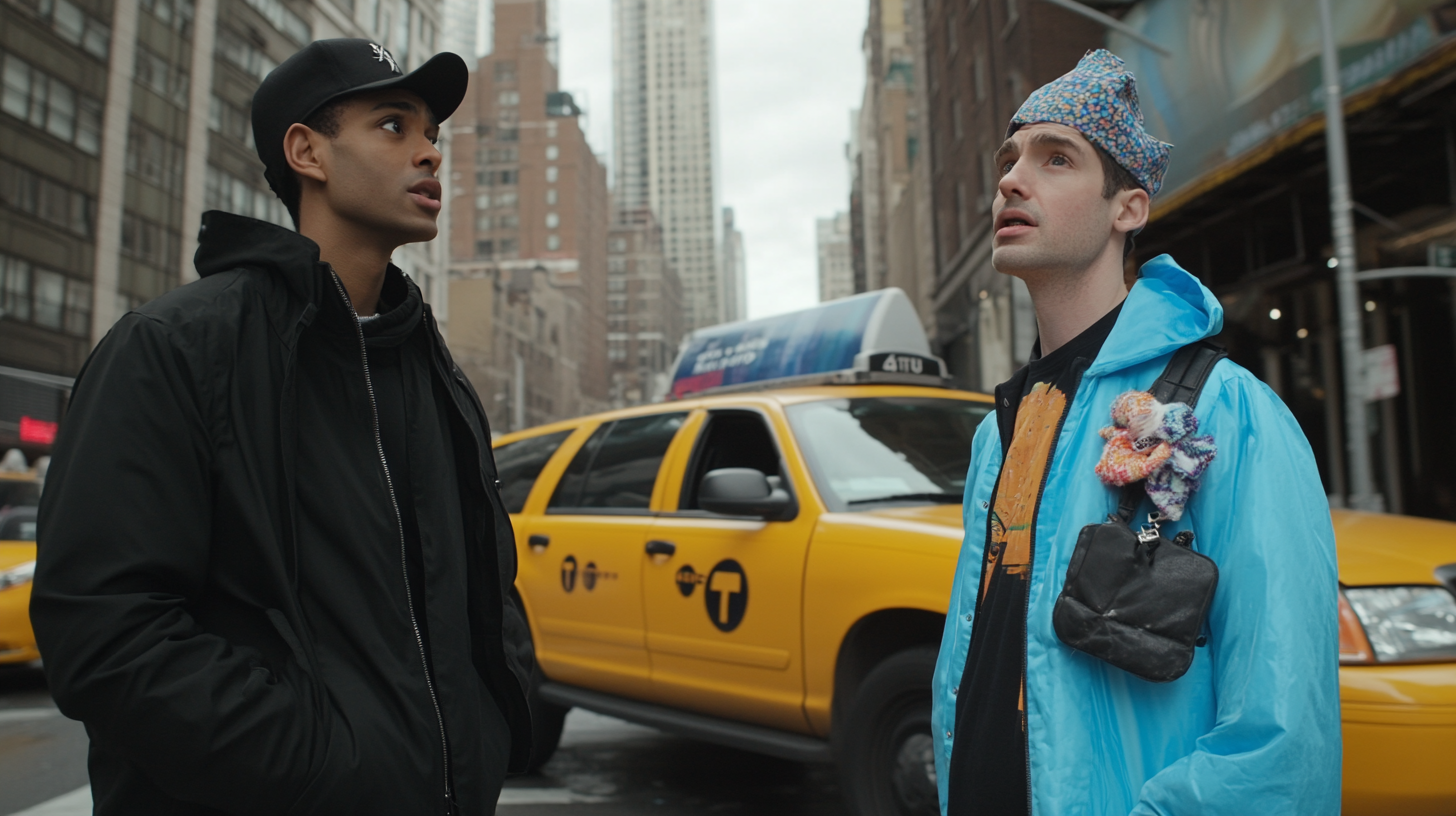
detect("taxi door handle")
(528, 534), (550, 551)
(645, 540), (677, 557)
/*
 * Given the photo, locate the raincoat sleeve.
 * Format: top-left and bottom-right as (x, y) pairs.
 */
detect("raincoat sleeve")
(1130, 369), (1342, 815)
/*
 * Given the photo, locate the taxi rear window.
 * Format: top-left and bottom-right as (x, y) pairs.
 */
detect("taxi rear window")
(548, 412), (688, 512)
(494, 429), (573, 513)
(786, 397), (989, 510)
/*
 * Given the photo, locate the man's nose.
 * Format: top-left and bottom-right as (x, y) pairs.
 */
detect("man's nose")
(998, 160), (1029, 203)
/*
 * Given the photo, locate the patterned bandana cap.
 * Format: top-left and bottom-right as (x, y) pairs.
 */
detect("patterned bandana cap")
(1008, 49), (1172, 197)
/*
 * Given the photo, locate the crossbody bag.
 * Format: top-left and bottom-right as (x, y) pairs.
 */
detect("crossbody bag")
(1051, 341), (1227, 683)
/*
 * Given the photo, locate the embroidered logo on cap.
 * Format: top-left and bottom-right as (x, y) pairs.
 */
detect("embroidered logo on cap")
(369, 43), (400, 73)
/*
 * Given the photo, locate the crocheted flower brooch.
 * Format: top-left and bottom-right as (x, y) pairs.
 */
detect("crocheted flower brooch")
(1094, 391), (1216, 520)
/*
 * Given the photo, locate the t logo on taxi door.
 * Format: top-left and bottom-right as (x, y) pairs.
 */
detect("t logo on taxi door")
(704, 559), (748, 632)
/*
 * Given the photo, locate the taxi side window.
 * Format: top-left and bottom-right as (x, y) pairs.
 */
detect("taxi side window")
(548, 412), (688, 512)
(680, 410), (784, 510)
(494, 429), (573, 513)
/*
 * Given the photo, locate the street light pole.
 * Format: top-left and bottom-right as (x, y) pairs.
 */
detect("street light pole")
(1318, 0), (1377, 512)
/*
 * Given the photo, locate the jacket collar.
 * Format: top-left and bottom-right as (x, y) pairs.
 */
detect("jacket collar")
(194, 211), (327, 307)
(1084, 254), (1223, 378)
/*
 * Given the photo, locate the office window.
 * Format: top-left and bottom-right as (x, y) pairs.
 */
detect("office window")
(127, 120), (186, 193)
(545, 144), (559, 161)
(135, 46), (189, 107)
(1, 53), (102, 154)
(476, 193), (490, 210)
(139, 0), (196, 37)
(217, 28), (278, 80)
(545, 166), (557, 182)
(209, 95), (252, 146)
(0, 157), (94, 237)
(498, 90), (519, 106)
(545, 188), (557, 205)
(0, 254), (32, 322)
(394, 0), (411, 61)
(32, 268), (64, 329)
(17, 0), (113, 57)
(475, 239), (493, 258)
(494, 61), (516, 83)
(545, 212), (559, 229)
(546, 234), (560, 250)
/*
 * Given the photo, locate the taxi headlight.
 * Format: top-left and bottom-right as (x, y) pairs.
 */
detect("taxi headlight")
(0, 560), (35, 591)
(1343, 586), (1456, 663)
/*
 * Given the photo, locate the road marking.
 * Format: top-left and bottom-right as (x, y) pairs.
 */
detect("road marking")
(0, 708), (60, 724)
(498, 787), (610, 805)
(6, 786), (90, 816)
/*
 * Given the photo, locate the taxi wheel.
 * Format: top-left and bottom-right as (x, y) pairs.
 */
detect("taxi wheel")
(838, 646), (940, 816)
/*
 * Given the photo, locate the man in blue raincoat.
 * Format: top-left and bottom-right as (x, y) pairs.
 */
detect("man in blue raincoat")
(932, 50), (1341, 815)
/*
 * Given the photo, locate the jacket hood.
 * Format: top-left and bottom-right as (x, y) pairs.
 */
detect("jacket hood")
(194, 211), (325, 305)
(1085, 254), (1224, 377)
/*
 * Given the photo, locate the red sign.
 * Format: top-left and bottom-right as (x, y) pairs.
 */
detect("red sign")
(19, 415), (58, 445)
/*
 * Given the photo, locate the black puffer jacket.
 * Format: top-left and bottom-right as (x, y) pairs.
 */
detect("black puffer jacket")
(31, 211), (533, 814)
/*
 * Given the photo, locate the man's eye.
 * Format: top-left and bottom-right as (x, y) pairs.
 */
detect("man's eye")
(1000, 161), (1015, 175)
(1050, 154), (1069, 166)
(382, 120), (402, 134)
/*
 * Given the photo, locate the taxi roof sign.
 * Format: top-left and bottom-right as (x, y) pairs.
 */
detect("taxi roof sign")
(668, 288), (949, 399)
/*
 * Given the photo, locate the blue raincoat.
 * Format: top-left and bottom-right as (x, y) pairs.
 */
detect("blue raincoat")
(932, 256), (1341, 815)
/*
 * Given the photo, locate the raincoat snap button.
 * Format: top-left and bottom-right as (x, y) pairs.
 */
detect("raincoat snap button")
(945, 730), (953, 739)
(965, 614), (973, 621)
(981, 501), (989, 509)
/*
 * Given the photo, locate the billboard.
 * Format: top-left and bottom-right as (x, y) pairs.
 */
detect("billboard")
(1109, 0), (1456, 202)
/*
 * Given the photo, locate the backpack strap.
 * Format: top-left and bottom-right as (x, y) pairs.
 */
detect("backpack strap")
(1114, 340), (1228, 522)
(1149, 340), (1227, 408)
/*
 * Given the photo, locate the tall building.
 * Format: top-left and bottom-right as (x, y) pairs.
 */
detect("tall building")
(447, 0), (610, 429)
(719, 205), (744, 321)
(1, 0), (450, 458)
(606, 205), (682, 406)
(816, 211), (852, 302)
(612, 0), (723, 330)
(854, 0), (935, 332)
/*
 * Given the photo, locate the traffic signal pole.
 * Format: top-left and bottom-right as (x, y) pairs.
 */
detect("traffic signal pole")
(1318, 0), (1378, 512)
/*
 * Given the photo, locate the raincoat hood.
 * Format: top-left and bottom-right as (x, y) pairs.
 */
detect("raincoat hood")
(933, 257), (1341, 816)
(1087, 254), (1223, 377)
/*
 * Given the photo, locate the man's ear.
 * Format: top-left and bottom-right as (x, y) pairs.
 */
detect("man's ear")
(283, 123), (328, 184)
(1113, 186), (1150, 239)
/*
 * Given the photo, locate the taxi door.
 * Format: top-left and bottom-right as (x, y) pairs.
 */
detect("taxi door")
(641, 406), (820, 732)
(515, 411), (689, 699)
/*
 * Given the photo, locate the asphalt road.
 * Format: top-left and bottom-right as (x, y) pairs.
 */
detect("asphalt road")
(0, 665), (89, 816)
(0, 664), (847, 815)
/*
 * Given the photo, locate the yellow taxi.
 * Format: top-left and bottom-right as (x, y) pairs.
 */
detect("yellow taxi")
(0, 471), (41, 666)
(493, 290), (1456, 816)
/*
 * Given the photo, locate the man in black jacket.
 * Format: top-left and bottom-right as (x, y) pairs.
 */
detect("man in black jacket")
(31, 39), (532, 815)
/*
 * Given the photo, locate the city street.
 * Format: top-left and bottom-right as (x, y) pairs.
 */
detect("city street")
(0, 664), (847, 815)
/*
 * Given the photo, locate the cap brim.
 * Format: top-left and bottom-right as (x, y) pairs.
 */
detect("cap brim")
(306, 51), (469, 126)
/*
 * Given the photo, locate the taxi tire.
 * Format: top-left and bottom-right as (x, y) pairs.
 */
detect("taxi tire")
(838, 646), (940, 816)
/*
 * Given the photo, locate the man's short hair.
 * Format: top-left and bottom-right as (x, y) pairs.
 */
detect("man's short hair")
(280, 96), (350, 228)
(1091, 140), (1144, 259)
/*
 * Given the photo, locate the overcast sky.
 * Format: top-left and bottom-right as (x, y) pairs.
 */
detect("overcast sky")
(555, 0), (868, 319)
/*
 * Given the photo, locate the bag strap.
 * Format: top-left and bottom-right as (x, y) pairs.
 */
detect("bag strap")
(1115, 340), (1228, 521)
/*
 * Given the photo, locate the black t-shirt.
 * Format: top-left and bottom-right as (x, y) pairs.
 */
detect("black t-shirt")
(946, 301), (1122, 816)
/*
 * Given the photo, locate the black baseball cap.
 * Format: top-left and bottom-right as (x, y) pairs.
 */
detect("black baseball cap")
(251, 38), (468, 199)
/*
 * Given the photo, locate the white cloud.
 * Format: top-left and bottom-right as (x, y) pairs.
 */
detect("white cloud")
(558, 0), (866, 320)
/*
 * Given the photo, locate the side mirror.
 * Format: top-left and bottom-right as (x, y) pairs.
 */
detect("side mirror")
(698, 468), (794, 520)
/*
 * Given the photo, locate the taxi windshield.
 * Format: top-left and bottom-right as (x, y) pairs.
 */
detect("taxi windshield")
(785, 396), (989, 511)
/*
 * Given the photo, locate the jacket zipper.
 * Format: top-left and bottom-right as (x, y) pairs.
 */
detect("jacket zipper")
(1015, 358), (1091, 816)
(328, 269), (455, 813)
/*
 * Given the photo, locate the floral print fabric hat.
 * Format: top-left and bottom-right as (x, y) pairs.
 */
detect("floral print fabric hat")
(1008, 49), (1173, 197)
